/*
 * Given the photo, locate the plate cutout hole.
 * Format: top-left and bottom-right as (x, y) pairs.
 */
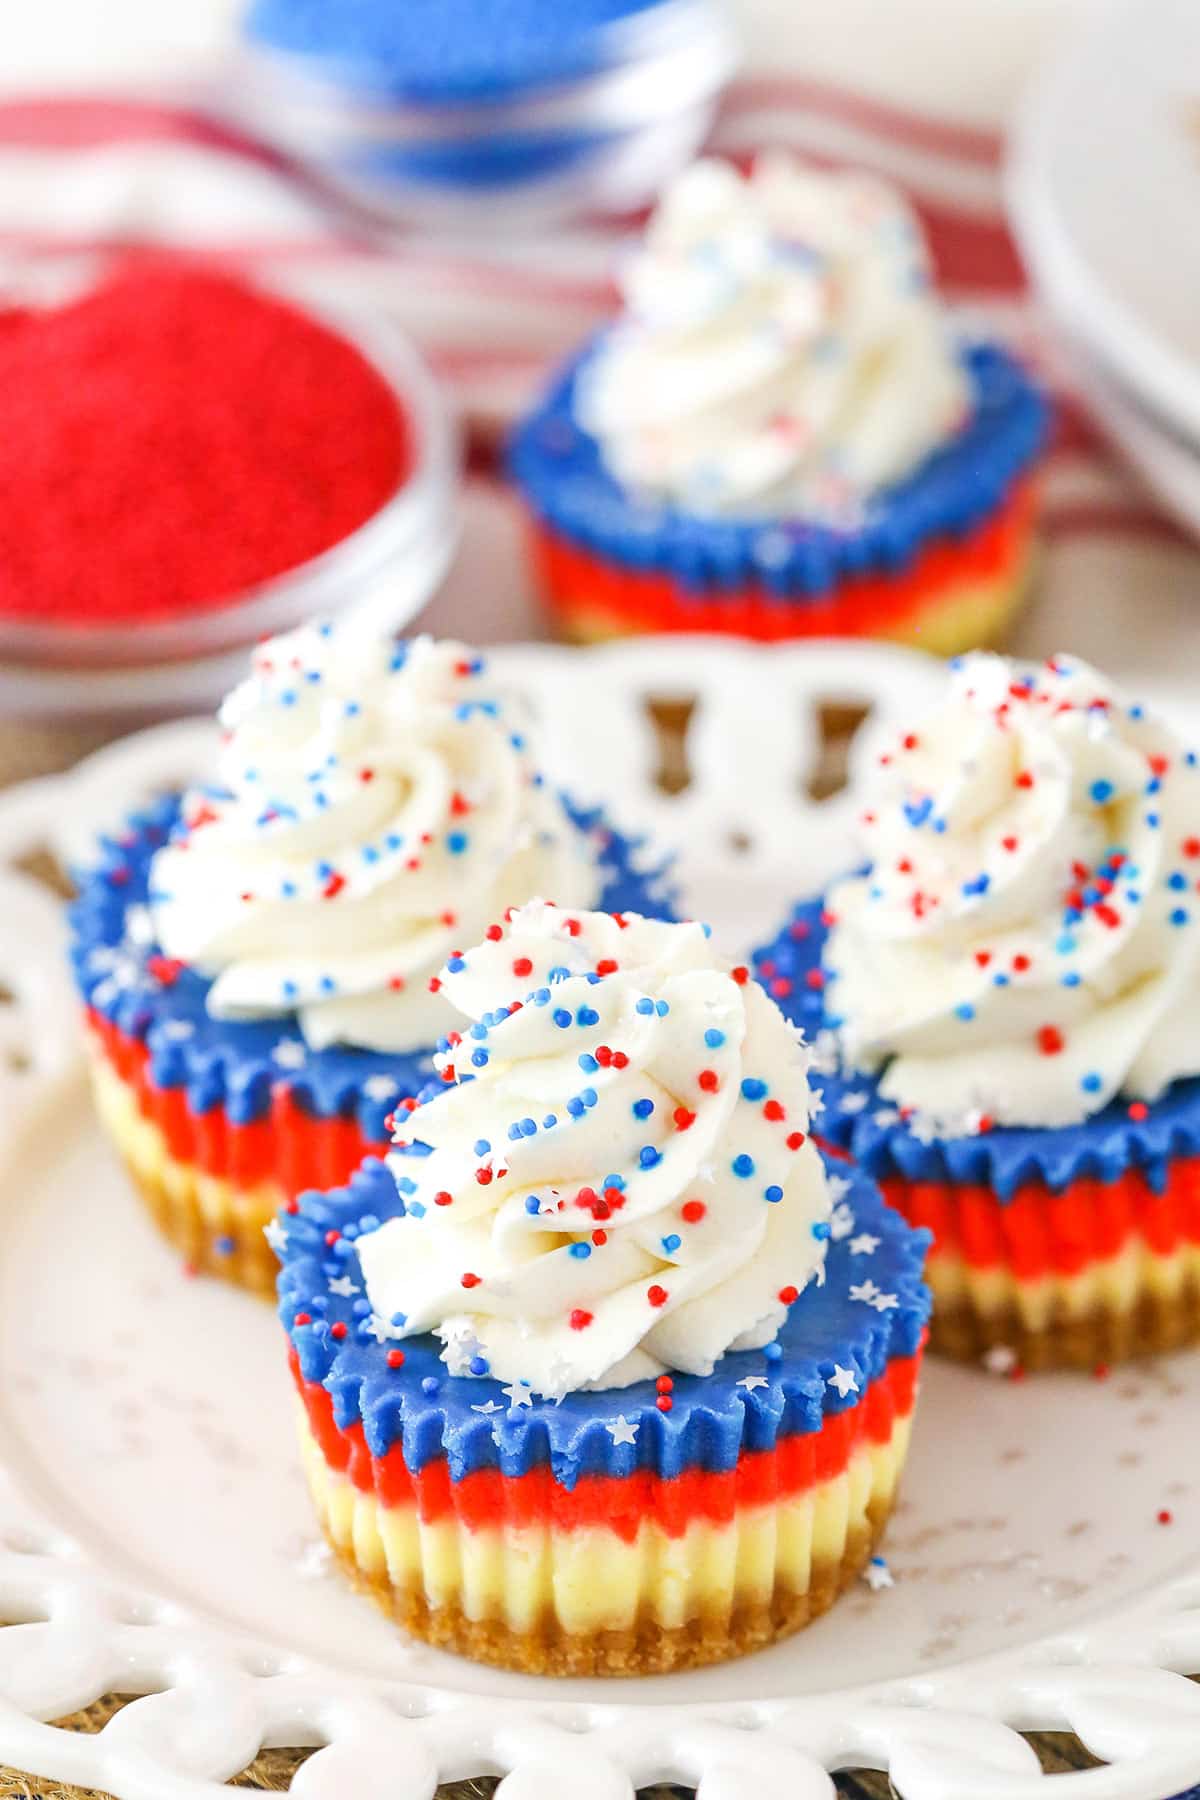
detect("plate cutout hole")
(5, 1046), (31, 1075)
(805, 699), (871, 802)
(11, 846), (75, 901)
(727, 828), (754, 856)
(644, 694), (697, 795)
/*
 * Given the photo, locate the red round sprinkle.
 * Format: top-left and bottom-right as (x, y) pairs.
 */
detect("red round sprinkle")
(778, 1285), (799, 1305)
(1092, 1363), (1110, 1380)
(697, 1071), (719, 1093)
(770, 976), (793, 999)
(324, 1229), (341, 1247)
(475, 1166), (493, 1186)
(974, 950), (992, 967)
(656, 1395), (673, 1412)
(681, 1200), (706, 1223)
(763, 1099), (785, 1122)
(656, 1375), (674, 1392)
(510, 956), (533, 977)
(1016, 771), (1034, 789)
(387, 1349), (405, 1369)
(485, 924), (503, 941)
(1002, 836), (1018, 853)
(284, 1198), (300, 1215)
(330, 1322), (347, 1341)
(1184, 839), (1200, 859)
(461, 1272), (481, 1288)
(731, 965), (749, 984)
(428, 976), (442, 993)
(673, 1106), (696, 1130)
(388, 975), (406, 992)
(593, 1230), (607, 1246)
(789, 920), (810, 941)
(359, 767), (375, 784)
(612, 1052), (629, 1070)
(1157, 1509), (1173, 1525)
(786, 1131), (806, 1151)
(569, 1309), (593, 1331)
(293, 1311), (311, 1327)
(902, 733), (919, 750)
(433, 1191), (453, 1207)
(1012, 954), (1031, 973)
(596, 958), (618, 976)
(805, 969), (826, 990)
(1037, 1025), (1064, 1056)
(647, 1285), (668, 1308)
(1128, 1101), (1149, 1121)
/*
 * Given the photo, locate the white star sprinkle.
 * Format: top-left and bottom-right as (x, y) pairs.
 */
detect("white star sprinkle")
(849, 1278), (882, 1306)
(839, 1091), (870, 1114)
(848, 1233), (880, 1256)
(472, 1400), (503, 1415)
(502, 1383), (533, 1408)
(870, 1291), (899, 1313)
(263, 1219), (287, 1254)
(364, 1314), (400, 1344)
(161, 1019), (195, 1041)
(606, 1415), (639, 1446)
(827, 1365), (859, 1398)
(272, 1039), (307, 1070)
(328, 1275), (360, 1298)
(829, 1202), (857, 1241)
(362, 1075), (398, 1101)
(124, 905), (156, 946)
(862, 1556), (894, 1592)
(737, 1375), (769, 1392)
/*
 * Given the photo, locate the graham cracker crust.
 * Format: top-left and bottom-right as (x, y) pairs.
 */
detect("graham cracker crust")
(930, 1281), (1200, 1372)
(321, 1511), (892, 1677)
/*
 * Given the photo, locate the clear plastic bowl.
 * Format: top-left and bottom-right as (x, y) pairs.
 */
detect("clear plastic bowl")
(0, 269), (459, 715)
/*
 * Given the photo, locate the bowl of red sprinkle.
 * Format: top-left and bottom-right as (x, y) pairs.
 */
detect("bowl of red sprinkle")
(0, 259), (457, 703)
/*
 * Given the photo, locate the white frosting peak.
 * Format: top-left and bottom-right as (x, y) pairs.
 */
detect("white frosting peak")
(356, 902), (831, 1396)
(577, 153), (968, 522)
(826, 653), (1200, 1129)
(150, 626), (599, 1052)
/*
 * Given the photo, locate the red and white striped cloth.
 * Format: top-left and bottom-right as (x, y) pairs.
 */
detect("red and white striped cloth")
(0, 84), (1195, 682)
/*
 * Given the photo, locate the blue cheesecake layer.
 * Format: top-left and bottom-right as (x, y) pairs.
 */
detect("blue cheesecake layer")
(244, 0), (679, 107)
(755, 897), (1200, 1200)
(509, 338), (1049, 602)
(277, 1153), (930, 1487)
(69, 791), (676, 1138)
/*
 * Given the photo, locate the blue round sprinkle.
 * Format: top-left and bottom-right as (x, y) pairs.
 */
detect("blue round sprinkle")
(954, 1003), (975, 1021)
(732, 1154), (755, 1178)
(525, 1195), (542, 1215)
(741, 1077), (767, 1101)
(635, 997), (654, 1015)
(468, 1355), (490, 1376)
(1170, 907), (1190, 927)
(1089, 778), (1114, 805)
(552, 1009), (572, 1028)
(474, 1139), (491, 1155)
(569, 1242), (591, 1259)
(471, 1050), (488, 1068)
(764, 1184), (784, 1203)
(812, 1220), (832, 1240)
(421, 1376), (440, 1396)
(579, 1053), (599, 1073)
(632, 1098), (654, 1119)
(661, 1233), (682, 1254)
(577, 1006), (599, 1026)
(1081, 1071), (1103, 1094)
(639, 1146), (662, 1169)
(704, 1028), (726, 1049)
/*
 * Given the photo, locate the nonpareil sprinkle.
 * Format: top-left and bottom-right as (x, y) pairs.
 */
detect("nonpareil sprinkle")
(0, 264), (411, 625)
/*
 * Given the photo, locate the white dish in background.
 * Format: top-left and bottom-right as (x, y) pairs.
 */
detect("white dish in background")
(1009, 0), (1200, 445)
(0, 636), (1198, 1800)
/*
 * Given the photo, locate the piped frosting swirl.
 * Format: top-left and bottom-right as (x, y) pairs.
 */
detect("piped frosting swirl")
(356, 901), (832, 1395)
(577, 153), (969, 523)
(824, 652), (1200, 1130)
(150, 625), (600, 1053)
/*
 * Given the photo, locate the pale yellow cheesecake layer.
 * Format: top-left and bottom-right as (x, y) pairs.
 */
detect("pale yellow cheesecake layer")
(89, 1046), (284, 1295)
(297, 1405), (914, 1673)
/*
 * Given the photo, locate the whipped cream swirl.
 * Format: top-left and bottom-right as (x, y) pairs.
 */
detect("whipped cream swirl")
(577, 153), (968, 523)
(825, 653), (1200, 1130)
(150, 625), (600, 1053)
(356, 902), (830, 1395)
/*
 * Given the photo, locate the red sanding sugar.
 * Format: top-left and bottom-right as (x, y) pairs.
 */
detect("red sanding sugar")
(0, 264), (413, 627)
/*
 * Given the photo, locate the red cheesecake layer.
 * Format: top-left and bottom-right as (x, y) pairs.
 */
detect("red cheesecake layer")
(88, 1009), (384, 1197)
(293, 1346), (921, 1543)
(530, 475), (1036, 642)
(887, 1160), (1200, 1279)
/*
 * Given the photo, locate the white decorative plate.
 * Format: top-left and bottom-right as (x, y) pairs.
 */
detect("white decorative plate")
(0, 637), (1198, 1800)
(1008, 0), (1200, 445)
